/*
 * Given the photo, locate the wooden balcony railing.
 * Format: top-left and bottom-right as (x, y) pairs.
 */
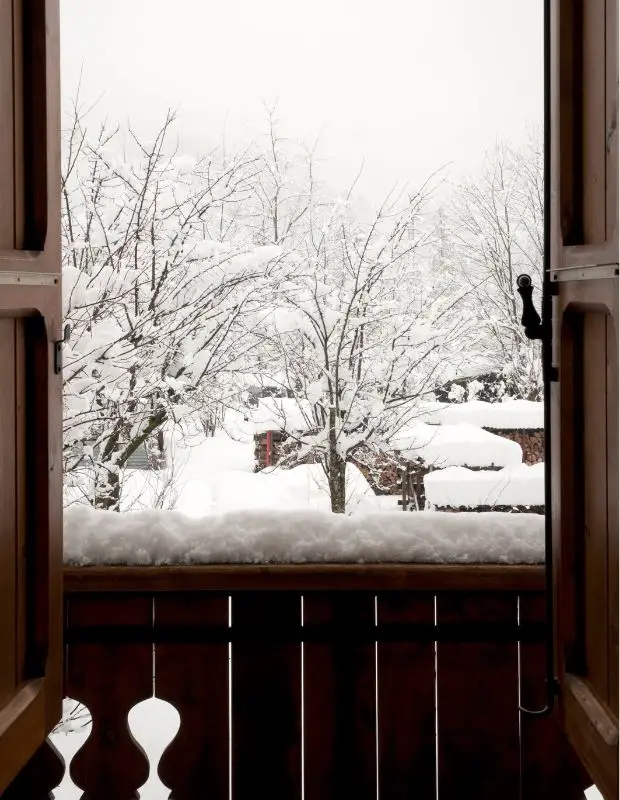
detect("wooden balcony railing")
(6, 564), (590, 799)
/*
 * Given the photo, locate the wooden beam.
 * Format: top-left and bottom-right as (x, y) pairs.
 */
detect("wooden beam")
(63, 564), (545, 593)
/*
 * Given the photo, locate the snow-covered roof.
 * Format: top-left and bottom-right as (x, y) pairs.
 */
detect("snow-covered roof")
(424, 463), (544, 509)
(250, 397), (313, 435)
(390, 422), (522, 468)
(418, 400), (544, 429)
(64, 504), (544, 565)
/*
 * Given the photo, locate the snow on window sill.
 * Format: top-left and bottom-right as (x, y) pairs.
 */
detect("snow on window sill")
(64, 505), (544, 567)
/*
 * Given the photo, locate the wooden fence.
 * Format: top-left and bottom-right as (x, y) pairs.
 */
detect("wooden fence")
(6, 565), (590, 799)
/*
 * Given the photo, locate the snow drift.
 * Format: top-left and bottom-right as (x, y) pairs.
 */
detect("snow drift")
(64, 505), (544, 565)
(425, 463), (544, 508)
(391, 422), (522, 468)
(419, 399), (543, 429)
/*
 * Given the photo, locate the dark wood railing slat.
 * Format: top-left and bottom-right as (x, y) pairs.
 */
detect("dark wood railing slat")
(519, 594), (592, 799)
(231, 593), (302, 800)
(65, 594), (153, 800)
(303, 593), (376, 800)
(155, 593), (229, 800)
(1, 739), (65, 800)
(436, 592), (521, 800)
(5, 567), (590, 799)
(377, 592), (436, 800)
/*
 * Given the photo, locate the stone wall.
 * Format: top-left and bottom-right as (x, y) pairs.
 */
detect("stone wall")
(254, 432), (407, 494)
(349, 447), (410, 495)
(255, 427), (546, 508)
(484, 428), (544, 465)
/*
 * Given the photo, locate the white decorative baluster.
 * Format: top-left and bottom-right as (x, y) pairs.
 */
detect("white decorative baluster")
(128, 698), (180, 800)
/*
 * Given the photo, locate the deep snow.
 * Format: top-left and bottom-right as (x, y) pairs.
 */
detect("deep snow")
(64, 417), (545, 564)
(64, 502), (544, 565)
(418, 399), (544, 429)
(390, 421), (522, 468)
(425, 462), (545, 508)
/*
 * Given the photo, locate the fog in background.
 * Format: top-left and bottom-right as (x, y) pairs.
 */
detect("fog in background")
(60, 0), (543, 203)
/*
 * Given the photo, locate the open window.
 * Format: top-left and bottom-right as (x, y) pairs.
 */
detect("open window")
(0, 0), (63, 791)
(1, 0), (618, 796)
(550, 0), (619, 795)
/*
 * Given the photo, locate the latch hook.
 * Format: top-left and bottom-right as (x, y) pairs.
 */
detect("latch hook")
(516, 274), (545, 340)
(54, 323), (71, 375)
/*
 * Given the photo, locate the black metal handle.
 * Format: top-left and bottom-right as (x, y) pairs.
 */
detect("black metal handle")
(516, 274), (544, 340)
(54, 323), (71, 375)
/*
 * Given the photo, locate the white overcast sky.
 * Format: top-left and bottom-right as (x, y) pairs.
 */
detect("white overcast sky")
(60, 0), (543, 203)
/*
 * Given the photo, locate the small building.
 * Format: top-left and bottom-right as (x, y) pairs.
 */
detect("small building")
(401, 400), (545, 512)
(419, 399), (544, 464)
(424, 463), (545, 515)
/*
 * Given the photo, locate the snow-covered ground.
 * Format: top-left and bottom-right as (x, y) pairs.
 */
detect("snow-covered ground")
(116, 407), (544, 518)
(61, 415), (547, 565)
(120, 422), (381, 516)
(55, 409), (551, 566)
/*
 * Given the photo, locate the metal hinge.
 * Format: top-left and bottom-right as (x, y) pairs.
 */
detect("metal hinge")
(54, 324), (71, 375)
(551, 263), (619, 282)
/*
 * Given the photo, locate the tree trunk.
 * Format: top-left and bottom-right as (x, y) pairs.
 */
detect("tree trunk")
(93, 407), (168, 511)
(327, 408), (346, 513)
(328, 451), (346, 513)
(94, 469), (120, 511)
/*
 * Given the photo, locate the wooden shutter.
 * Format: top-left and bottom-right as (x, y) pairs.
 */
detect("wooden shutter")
(550, 0), (619, 796)
(0, 0), (63, 792)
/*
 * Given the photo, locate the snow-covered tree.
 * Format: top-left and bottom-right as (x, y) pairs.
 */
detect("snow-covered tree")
(447, 132), (544, 399)
(261, 184), (471, 513)
(241, 105), (321, 248)
(61, 108), (284, 509)
(60, 98), (536, 514)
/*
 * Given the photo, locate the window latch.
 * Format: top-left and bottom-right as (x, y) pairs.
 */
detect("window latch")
(54, 323), (71, 375)
(516, 274), (544, 340)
